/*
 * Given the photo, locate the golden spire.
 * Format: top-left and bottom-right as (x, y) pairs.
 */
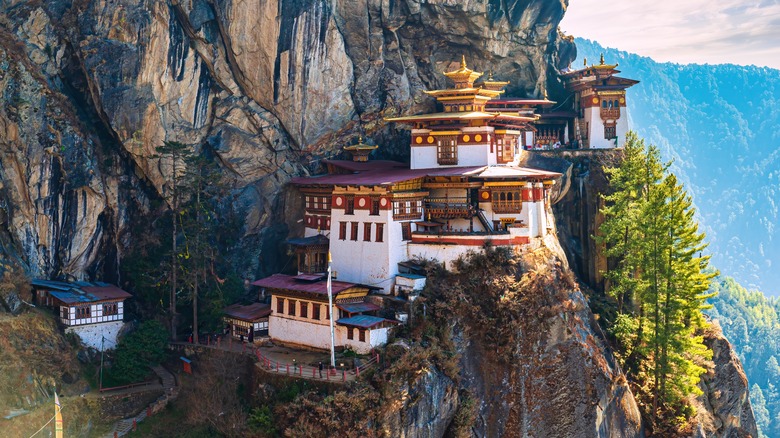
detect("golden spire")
(343, 136), (377, 162)
(600, 53), (605, 65)
(583, 58), (587, 66)
(444, 56), (483, 88)
(461, 55), (467, 69)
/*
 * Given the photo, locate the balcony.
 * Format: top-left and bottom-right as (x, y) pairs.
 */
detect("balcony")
(424, 197), (475, 219)
(600, 108), (620, 120)
(492, 201), (523, 214)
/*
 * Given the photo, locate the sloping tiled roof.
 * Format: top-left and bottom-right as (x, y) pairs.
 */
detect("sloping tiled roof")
(251, 274), (362, 296)
(337, 315), (394, 329)
(291, 165), (486, 187)
(224, 303), (272, 321)
(48, 285), (131, 304)
(336, 302), (380, 314)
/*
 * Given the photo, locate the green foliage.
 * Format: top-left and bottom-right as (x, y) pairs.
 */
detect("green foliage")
(248, 405), (277, 436)
(597, 132), (717, 427)
(707, 277), (780, 437)
(110, 320), (169, 384)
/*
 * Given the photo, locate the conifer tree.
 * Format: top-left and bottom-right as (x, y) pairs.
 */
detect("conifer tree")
(599, 132), (717, 426)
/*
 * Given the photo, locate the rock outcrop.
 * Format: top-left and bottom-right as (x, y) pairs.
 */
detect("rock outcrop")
(0, 1), (576, 281)
(694, 324), (758, 438)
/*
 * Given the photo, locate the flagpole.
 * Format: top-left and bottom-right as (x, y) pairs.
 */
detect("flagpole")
(327, 251), (336, 368)
(54, 391), (63, 438)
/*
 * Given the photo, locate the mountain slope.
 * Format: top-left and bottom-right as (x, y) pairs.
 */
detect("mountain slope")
(574, 38), (780, 296)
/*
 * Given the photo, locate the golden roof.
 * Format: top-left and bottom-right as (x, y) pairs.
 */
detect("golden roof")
(443, 56), (483, 87)
(343, 136), (378, 152)
(385, 111), (537, 123)
(480, 71), (510, 92)
(592, 53), (618, 70)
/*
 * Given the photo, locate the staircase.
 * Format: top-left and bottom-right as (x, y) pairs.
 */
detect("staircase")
(104, 366), (177, 437)
(476, 210), (495, 234)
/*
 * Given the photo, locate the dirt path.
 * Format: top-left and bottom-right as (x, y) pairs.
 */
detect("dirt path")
(102, 366), (177, 438)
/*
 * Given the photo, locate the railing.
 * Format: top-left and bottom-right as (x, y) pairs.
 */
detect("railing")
(300, 264), (327, 274)
(99, 380), (158, 393)
(492, 201), (523, 214)
(425, 198), (474, 218)
(600, 108), (620, 120)
(393, 211), (423, 221)
(255, 349), (380, 382)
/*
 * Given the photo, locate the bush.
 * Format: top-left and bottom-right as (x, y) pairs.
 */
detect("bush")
(248, 405), (276, 436)
(110, 320), (169, 384)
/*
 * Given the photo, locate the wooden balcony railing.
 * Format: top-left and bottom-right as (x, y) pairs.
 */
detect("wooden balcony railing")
(600, 108), (620, 120)
(425, 198), (475, 218)
(492, 201), (523, 214)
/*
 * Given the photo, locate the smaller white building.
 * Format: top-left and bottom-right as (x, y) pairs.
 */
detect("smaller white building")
(253, 274), (396, 354)
(32, 280), (131, 351)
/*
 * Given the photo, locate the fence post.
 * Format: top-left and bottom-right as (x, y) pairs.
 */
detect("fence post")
(286, 364), (289, 374)
(299, 365), (303, 376)
(132, 419), (137, 431)
(147, 407), (152, 417)
(312, 367), (316, 378)
(342, 369), (346, 382)
(276, 362), (279, 373)
(356, 366), (360, 377)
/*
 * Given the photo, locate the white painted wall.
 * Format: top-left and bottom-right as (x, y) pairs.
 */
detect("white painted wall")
(585, 107), (618, 149)
(66, 321), (125, 351)
(616, 113), (629, 147)
(411, 146), (439, 169)
(330, 208), (395, 292)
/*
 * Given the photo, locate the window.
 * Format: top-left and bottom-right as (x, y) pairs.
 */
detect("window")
(339, 222), (347, 240)
(370, 197), (380, 216)
(402, 222), (412, 241)
(325, 304), (330, 320)
(492, 188), (523, 213)
(351, 222), (359, 241)
(276, 297), (284, 314)
(393, 200), (422, 220)
(300, 302), (308, 319)
(602, 100), (607, 108)
(359, 329), (366, 342)
(103, 303), (118, 316)
(605, 125), (616, 139)
(364, 223), (372, 241)
(375, 223), (384, 242)
(77, 306), (91, 319)
(313, 303), (321, 320)
(61, 307), (68, 320)
(347, 327), (354, 340)
(345, 195), (355, 215)
(437, 136), (458, 165)
(288, 300), (296, 317)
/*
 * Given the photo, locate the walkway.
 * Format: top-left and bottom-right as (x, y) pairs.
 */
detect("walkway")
(103, 365), (177, 438)
(170, 339), (381, 383)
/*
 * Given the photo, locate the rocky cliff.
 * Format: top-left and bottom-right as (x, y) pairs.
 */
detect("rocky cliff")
(0, 0), (575, 282)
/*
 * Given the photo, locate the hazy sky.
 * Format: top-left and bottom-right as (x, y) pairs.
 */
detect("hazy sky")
(560, 0), (780, 69)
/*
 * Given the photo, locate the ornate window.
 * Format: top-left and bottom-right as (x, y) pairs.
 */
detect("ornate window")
(370, 197), (380, 216)
(345, 195), (355, 215)
(491, 188), (523, 213)
(605, 125), (616, 139)
(402, 222), (412, 241)
(437, 136), (458, 165)
(103, 303), (118, 316)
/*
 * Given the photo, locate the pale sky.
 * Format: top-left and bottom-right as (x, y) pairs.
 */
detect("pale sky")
(560, 0), (780, 69)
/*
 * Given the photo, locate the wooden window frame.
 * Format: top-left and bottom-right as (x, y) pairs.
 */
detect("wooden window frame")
(402, 222), (412, 241)
(276, 297), (284, 314)
(351, 222), (359, 241)
(300, 302), (308, 319)
(359, 329), (366, 342)
(347, 327), (354, 340)
(345, 195), (355, 215)
(339, 222), (347, 240)
(103, 303), (118, 316)
(604, 125), (616, 139)
(364, 223), (372, 242)
(288, 300), (296, 317)
(312, 303), (321, 320)
(370, 197), (380, 216)
(375, 223), (384, 242)
(437, 136), (458, 165)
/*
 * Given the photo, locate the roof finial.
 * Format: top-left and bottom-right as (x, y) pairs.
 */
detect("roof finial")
(583, 57), (587, 66)
(461, 55), (467, 69)
(358, 135), (363, 144)
(487, 70), (494, 80)
(543, 90), (549, 100)
(600, 53), (605, 65)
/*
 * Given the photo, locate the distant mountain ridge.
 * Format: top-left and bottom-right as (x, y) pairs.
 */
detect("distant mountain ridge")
(574, 38), (780, 296)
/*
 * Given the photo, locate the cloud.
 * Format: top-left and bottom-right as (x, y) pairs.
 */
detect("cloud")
(561, 0), (780, 69)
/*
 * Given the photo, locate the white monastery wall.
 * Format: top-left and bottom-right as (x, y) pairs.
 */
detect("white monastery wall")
(66, 320), (125, 351)
(616, 114), (630, 147)
(330, 208), (394, 292)
(270, 314), (334, 350)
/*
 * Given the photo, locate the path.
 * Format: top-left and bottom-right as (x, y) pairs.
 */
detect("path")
(103, 365), (177, 437)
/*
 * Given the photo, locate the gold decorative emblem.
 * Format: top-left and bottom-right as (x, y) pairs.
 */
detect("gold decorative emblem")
(475, 134), (483, 142)
(481, 191), (490, 200)
(427, 136), (435, 144)
(592, 97), (599, 104)
(619, 97), (625, 104)
(463, 134), (470, 142)
(415, 136), (423, 144)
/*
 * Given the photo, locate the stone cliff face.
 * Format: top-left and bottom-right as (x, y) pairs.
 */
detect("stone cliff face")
(0, 0), (575, 281)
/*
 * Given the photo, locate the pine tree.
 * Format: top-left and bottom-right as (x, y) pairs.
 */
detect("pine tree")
(154, 140), (192, 340)
(598, 132), (717, 426)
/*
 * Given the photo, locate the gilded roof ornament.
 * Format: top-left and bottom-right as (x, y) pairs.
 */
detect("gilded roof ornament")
(444, 56), (483, 88)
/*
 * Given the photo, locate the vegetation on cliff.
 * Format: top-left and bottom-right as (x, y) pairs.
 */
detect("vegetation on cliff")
(597, 132), (717, 432)
(707, 277), (780, 437)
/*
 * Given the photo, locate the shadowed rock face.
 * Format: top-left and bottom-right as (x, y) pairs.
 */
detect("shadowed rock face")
(0, 0), (575, 280)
